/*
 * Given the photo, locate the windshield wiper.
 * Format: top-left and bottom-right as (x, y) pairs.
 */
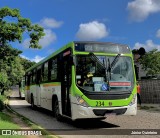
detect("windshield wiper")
(107, 53), (121, 78)
(107, 54), (121, 90)
(111, 53), (121, 69)
(89, 52), (106, 71)
(106, 58), (111, 91)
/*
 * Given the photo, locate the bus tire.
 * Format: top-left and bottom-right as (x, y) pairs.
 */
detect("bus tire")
(54, 99), (62, 121)
(31, 94), (36, 110)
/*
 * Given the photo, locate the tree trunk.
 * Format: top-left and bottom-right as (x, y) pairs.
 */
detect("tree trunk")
(1, 88), (5, 95)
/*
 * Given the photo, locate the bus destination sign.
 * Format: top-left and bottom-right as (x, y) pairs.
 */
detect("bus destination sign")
(75, 43), (130, 54)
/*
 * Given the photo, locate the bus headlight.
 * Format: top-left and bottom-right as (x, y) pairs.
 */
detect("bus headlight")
(129, 94), (137, 106)
(76, 96), (88, 107)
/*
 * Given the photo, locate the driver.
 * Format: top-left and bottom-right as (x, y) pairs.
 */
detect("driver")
(83, 72), (93, 86)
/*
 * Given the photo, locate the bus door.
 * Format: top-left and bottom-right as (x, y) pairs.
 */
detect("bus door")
(36, 69), (41, 106)
(61, 51), (72, 117)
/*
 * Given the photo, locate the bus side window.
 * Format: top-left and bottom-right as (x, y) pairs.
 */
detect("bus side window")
(25, 75), (27, 86)
(36, 67), (42, 84)
(27, 75), (30, 86)
(43, 62), (48, 82)
(30, 73), (33, 84)
(41, 65), (44, 82)
(33, 70), (36, 84)
(50, 58), (57, 81)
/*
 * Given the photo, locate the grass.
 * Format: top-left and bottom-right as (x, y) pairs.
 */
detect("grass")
(0, 112), (20, 129)
(11, 110), (58, 138)
(0, 112), (24, 138)
(0, 91), (24, 138)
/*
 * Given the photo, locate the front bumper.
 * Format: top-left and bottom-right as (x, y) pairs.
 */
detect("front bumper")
(71, 102), (137, 120)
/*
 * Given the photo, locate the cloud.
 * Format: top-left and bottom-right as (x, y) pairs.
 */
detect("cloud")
(22, 38), (30, 48)
(39, 29), (57, 47)
(133, 40), (160, 51)
(31, 55), (45, 63)
(40, 18), (63, 28)
(156, 29), (160, 38)
(76, 21), (109, 40)
(127, 0), (160, 22)
(22, 17), (63, 48)
(22, 29), (57, 48)
(20, 55), (45, 63)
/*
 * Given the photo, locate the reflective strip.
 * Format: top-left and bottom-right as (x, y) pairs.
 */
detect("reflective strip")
(43, 83), (60, 87)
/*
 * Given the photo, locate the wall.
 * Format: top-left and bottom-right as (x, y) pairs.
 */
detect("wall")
(139, 80), (160, 103)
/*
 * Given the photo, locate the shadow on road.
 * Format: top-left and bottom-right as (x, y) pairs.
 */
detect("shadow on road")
(72, 119), (119, 129)
(9, 97), (23, 100)
(9, 97), (120, 131)
(32, 106), (120, 129)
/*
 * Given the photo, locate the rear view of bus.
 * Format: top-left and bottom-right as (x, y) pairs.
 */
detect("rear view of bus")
(71, 42), (137, 120)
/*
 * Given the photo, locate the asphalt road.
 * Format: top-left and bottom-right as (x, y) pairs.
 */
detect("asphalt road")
(9, 89), (160, 138)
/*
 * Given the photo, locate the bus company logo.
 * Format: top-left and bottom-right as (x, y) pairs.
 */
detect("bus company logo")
(2, 130), (11, 135)
(109, 102), (112, 106)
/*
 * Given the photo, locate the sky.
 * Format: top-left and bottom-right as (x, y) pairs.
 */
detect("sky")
(1, 0), (160, 62)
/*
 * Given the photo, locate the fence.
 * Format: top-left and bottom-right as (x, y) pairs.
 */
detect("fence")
(139, 80), (160, 103)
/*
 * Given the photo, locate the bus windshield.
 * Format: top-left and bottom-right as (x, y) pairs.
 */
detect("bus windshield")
(76, 54), (134, 92)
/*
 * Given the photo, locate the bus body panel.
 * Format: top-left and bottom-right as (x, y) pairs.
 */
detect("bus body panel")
(40, 83), (61, 111)
(26, 83), (62, 111)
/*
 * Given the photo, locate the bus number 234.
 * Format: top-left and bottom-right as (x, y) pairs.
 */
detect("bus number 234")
(96, 101), (104, 106)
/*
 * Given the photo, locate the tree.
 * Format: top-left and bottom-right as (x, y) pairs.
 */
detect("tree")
(132, 49), (139, 54)
(139, 49), (160, 76)
(132, 47), (146, 56)
(0, 46), (25, 95)
(0, 7), (45, 48)
(20, 57), (36, 71)
(138, 47), (146, 57)
(0, 71), (8, 95)
(0, 7), (45, 95)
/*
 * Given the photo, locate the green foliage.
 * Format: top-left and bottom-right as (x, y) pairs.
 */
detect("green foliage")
(0, 46), (25, 94)
(132, 47), (146, 56)
(132, 49), (139, 54)
(20, 57), (36, 71)
(139, 49), (160, 75)
(0, 71), (8, 85)
(0, 7), (43, 94)
(0, 7), (45, 48)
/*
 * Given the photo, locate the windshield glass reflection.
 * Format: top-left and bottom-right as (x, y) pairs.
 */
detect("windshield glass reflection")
(76, 55), (134, 92)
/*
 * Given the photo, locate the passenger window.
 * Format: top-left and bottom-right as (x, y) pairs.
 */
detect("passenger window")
(51, 59), (57, 80)
(44, 62), (48, 81)
(33, 70), (36, 84)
